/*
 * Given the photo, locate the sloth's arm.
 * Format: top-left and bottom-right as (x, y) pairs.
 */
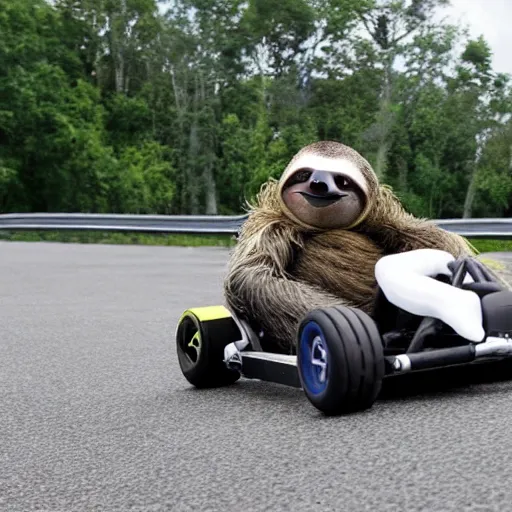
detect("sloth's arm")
(223, 216), (342, 351)
(365, 187), (475, 258)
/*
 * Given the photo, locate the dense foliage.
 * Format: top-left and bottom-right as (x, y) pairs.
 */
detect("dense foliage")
(1, 0), (511, 218)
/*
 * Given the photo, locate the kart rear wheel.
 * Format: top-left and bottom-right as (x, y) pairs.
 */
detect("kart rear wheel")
(297, 305), (385, 416)
(176, 309), (241, 388)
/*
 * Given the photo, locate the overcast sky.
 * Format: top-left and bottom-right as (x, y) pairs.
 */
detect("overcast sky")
(440, 0), (512, 75)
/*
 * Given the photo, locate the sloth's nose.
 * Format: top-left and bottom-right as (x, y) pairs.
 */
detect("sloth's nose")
(310, 179), (328, 194)
(309, 170), (337, 195)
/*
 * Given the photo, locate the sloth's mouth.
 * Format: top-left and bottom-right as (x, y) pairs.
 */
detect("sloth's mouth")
(298, 191), (347, 208)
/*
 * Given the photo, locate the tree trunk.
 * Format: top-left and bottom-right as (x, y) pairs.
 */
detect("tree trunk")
(198, 70), (218, 215)
(110, 0), (126, 94)
(398, 162), (408, 191)
(170, 65), (195, 214)
(203, 161), (218, 215)
(114, 53), (124, 93)
(187, 113), (200, 215)
(462, 165), (477, 218)
(463, 131), (488, 218)
(374, 52), (394, 180)
(375, 140), (390, 181)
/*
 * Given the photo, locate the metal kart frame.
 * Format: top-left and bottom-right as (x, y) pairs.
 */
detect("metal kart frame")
(222, 256), (512, 389)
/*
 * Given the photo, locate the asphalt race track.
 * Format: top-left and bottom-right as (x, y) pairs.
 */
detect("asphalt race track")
(3, 241), (512, 512)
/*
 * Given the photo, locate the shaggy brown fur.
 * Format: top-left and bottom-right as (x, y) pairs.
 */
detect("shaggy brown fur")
(223, 142), (475, 354)
(292, 229), (384, 314)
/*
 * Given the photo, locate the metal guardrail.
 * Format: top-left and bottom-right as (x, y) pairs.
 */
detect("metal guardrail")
(434, 218), (512, 239)
(0, 213), (511, 238)
(0, 213), (248, 235)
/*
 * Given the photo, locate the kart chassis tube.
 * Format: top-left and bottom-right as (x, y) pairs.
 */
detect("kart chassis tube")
(238, 352), (302, 388)
(234, 336), (512, 388)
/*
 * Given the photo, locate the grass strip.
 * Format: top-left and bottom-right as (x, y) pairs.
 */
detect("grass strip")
(1, 230), (511, 253)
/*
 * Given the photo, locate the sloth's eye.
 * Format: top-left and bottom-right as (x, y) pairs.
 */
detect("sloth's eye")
(289, 169), (312, 184)
(335, 175), (352, 189)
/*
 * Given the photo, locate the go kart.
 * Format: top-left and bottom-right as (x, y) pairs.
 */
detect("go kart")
(175, 248), (512, 416)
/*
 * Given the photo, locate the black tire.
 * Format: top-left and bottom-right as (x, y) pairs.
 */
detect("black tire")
(297, 305), (385, 416)
(176, 311), (241, 388)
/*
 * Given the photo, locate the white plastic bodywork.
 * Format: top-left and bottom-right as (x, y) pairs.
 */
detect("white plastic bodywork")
(375, 249), (485, 343)
(223, 306), (298, 368)
(224, 339), (250, 361)
(223, 309), (251, 367)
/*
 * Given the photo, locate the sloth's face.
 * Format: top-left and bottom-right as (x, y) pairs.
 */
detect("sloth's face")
(281, 163), (366, 230)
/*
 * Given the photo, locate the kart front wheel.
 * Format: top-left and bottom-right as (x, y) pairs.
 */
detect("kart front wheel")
(176, 308), (241, 388)
(297, 305), (385, 416)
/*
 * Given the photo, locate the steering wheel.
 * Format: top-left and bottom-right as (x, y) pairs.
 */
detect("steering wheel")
(448, 257), (504, 297)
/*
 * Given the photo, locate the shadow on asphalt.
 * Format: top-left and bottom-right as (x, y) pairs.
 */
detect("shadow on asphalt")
(174, 359), (512, 418)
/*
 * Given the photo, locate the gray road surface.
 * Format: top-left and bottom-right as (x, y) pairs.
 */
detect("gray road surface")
(2, 242), (512, 512)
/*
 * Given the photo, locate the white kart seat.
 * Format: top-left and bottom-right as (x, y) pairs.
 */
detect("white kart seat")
(374, 249), (486, 343)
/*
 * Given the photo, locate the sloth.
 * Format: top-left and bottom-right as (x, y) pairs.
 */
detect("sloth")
(223, 141), (475, 354)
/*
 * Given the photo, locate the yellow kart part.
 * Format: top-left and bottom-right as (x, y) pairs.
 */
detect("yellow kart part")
(177, 305), (232, 326)
(175, 305), (242, 388)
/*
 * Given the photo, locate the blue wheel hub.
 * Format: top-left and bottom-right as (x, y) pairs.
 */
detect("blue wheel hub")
(299, 321), (329, 394)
